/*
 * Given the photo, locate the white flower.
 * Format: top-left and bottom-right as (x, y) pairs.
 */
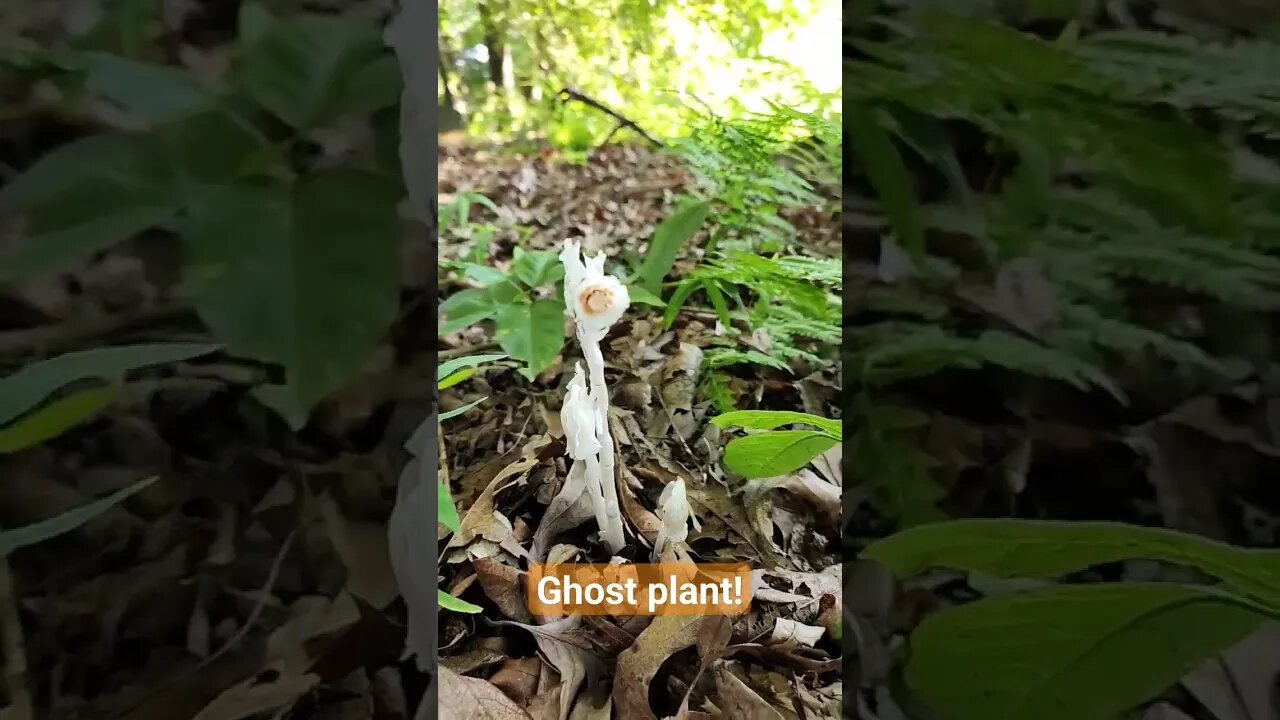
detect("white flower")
(560, 363), (599, 460)
(560, 239), (630, 340)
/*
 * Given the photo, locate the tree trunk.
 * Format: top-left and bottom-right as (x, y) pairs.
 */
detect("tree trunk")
(478, 0), (505, 87)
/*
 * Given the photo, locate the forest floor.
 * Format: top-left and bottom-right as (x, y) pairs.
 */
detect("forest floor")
(436, 142), (843, 719)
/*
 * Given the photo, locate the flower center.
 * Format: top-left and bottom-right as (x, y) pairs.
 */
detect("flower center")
(581, 287), (612, 315)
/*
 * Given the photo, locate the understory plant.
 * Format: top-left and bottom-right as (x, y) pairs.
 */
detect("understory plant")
(712, 410), (841, 479)
(864, 519), (1280, 720)
(849, 14), (1280, 522)
(851, 12), (1280, 720)
(439, 244), (569, 379)
(0, 343), (211, 715)
(0, 3), (405, 429)
(435, 353), (503, 613)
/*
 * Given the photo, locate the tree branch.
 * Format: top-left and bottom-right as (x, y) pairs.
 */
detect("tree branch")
(556, 87), (661, 147)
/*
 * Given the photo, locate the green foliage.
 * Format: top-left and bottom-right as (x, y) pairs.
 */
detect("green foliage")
(0, 7), (405, 429)
(438, 354), (505, 421)
(848, 16), (1280, 526)
(440, 245), (568, 379)
(672, 105), (833, 253)
(183, 172), (402, 428)
(851, 22), (1280, 715)
(901, 583), (1262, 720)
(0, 389), (117, 453)
(436, 353), (495, 614)
(436, 473), (483, 614)
(238, 14), (398, 131)
(0, 112), (265, 282)
(636, 198), (710, 294)
(437, 195), (570, 381)
(494, 301), (566, 381)
(437, 0), (835, 144)
(1, 476), (158, 557)
(864, 519), (1280, 720)
(713, 410), (840, 479)
(0, 343), (219, 426)
(0, 343), (217, 454)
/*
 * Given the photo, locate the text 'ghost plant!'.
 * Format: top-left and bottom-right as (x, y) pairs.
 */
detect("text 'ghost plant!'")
(560, 239), (629, 553)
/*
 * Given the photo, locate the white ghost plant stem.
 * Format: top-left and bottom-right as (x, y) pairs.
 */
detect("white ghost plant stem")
(653, 478), (701, 561)
(561, 363), (608, 538)
(560, 240), (629, 553)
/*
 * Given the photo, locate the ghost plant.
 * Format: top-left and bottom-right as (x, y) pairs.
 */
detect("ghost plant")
(652, 478), (700, 561)
(558, 239), (629, 553)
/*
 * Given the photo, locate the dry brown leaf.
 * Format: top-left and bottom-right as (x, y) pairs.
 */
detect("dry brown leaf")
(490, 657), (544, 707)
(619, 465), (663, 544)
(319, 492), (397, 608)
(265, 592), (361, 668)
(191, 662), (319, 720)
(777, 470), (840, 531)
(614, 615), (719, 720)
(710, 662), (784, 720)
(1181, 623), (1280, 720)
(439, 665), (534, 720)
(451, 435), (553, 550)
(473, 557), (532, 623)
(441, 637), (516, 675)
(494, 616), (600, 720)
(794, 681), (841, 720)
(531, 461), (594, 562)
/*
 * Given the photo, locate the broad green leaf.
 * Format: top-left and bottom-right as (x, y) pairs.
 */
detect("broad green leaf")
(512, 248), (563, 288)
(438, 481), (460, 533)
(82, 53), (214, 122)
(438, 589), (483, 613)
(440, 288), (498, 334)
(240, 14), (393, 130)
(238, 1), (275, 47)
(0, 111), (261, 282)
(848, 105), (924, 261)
(628, 286), (665, 307)
(437, 354), (507, 382)
(0, 388), (117, 453)
(905, 583), (1266, 720)
(637, 198), (711, 293)
(722, 430), (839, 479)
(0, 475), (159, 556)
(181, 171), (401, 428)
(440, 397), (486, 421)
(863, 519), (1280, 610)
(461, 263), (508, 287)
(0, 343), (218, 426)
(494, 300), (566, 381)
(335, 54), (402, 120)
(0, 134), (181, 281)
(713, 410), (841, 438)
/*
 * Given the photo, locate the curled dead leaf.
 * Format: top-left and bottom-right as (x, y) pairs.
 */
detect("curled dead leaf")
(439, 665), (534, 720)
(614, 615), (727, 720)
(711, 661), (785, 720)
